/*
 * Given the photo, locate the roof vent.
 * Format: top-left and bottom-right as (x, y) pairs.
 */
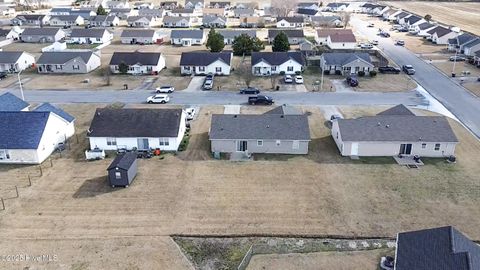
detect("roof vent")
(266, 125), (270, 128)
(233, 115), (237, 118)
(280, 115), (284, 118)
(386, 124), (390, 128)
(377, 122), (381, 126)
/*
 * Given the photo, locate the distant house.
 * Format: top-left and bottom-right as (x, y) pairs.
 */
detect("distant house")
(89, 15), (120, 27)
(87, 108), (187, 151)
(311, 16), (342, 27)
(240, 16), (263, 28)
(296, 8), (319, 19)
(325, 2), (349, 12)
(107, 152), (138, 188)
(463, 39), (480, 57)
(394, 11), (411, 24)
(203, 15), (227, 28)
(170, 29), (205, 46)
(217, 29), (255, 44)
(382, 9), (400, 21)
(138, 8), (165, 18)
(70, 9), (97, 20)
(267, 29), (305, 44)
(180, 51), (232, 75)
(0, 51), (35, 73)
(133, 1), (154, 10)
(251, 51), (305, 76)
(106, 0), (129, 9)
(428, 26), (457, 45)
(37, 51), (101, 74)
(395, 226), (480, 270)
(0, 26), (23, 40)
(49, 15), (85, 27)
(203, 8), (226, 16)
(447, 33), (478, 53)
(11, 14), (49, 26)
(297, 2), (320, 10)
(163, 16), (192, 28)
(127, 16), (159, 27)
(276, 16), (305, 28)
(315, 29), (356, 49)
(109, 51), (166, 75)
(170, 8), (196, 17)
(41, 41), (67, 52)
(0, 103), (75, 164)
(209, 1), (230, 9)
(109, 8), (134, 20)
(20, 27), (66, 43)
(233, 8), (255, 18)
(69, 28), (113, 44)
(320, 52), (374, 75)
(0, 92), (29, 111)
(185, 0), (204, 10)
(120, 29), (161, 44)
(331, 104), (458, 157)
(416, 22), (436, 37)
(209, 105), (310, 155)
(160, 1), (178, 10)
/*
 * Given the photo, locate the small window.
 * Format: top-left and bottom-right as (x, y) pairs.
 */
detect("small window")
(292, 140), (299, 150)
(257, 140), (263, 146)
(72, 65), (80, 70)
(434, 143), (441, 151)
(115, 171), (121, 179)
(271, 66), (276, 71)
(422, 143), (427, 149)
(107, 137), (117, 146)
(216, 67), (222, 72)
(159, 138), (169, 146)
(287, 66), (293, 72)
(276, 140), (281, 146)
(0, 149), (9, 160)
(199, 66), (205, 72)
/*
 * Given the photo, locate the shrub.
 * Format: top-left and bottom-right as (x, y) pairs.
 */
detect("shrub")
(279, 71), (285, 75)
(323, 70), (330, 75)
(369, 70), (377, 77)
(334, 70), (342, 75)
(358, 70), (366, 77)
(295, 71), (301, 75)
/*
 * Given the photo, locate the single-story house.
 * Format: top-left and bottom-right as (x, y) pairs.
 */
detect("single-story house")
(324, 2), (349, 12)
(163, 16), (192, 28)
(49, 15), (85, 27)
(127, 16), (159, 27)
(160, 1), (178, 10)
(251, 51), (305, 76)
(267, 29), (305, 44)
(240, 16), (263, 28)
(315, 29), (356, 49)
(217, 29), (256, 44)
(320, 52), (374, 75)
(37, 51), (101, 74)
(403, 15), (425, 31)
(138, 8), (165, 18)
(170, 29), (205, 46)
(463, 38), (480, 57)
(296, 8), (320, 19)
(87, 108), (187, 151)
(169, 8), (196, 17)
(447, 33), (478, 53)
(120, 29), (161, 44)
(395, 226), (480, 270)
(0, 26), (23, 40)
(276, 16), (305, 28)
(109, 51), (166, 75)
(41, 41), (67, 52)
(331, 104), (458, 157)
(412, 22), (435, 36)
(33, 102), (75, 138)
(203, 8), (226, 16)
(0, 92), (29, 111)
(311, 15), (342, 27)
(20, 27), (66, 43)
(88, 15), (120, 27)
(107, 152), (138, 188)
(185, 0), (204, 10)
(109, 8), (134, 20)
(70, 9), (97, 20)
(11, 14), (49, 26)
(397, 13), (413, 25)
(394, 11), (410, 23)
(203, 15), (227, 28)
(209, 1), (231, 9)
(133, 1), (154, 10)
(233, 8), (255, 18)
(382, 9), (399, 21)
(0, 51), (35, 73)
(0, 104), (75, 164)
(180, 51), (232, 75)
(106, 0), (129, 9)
(428, 26), (458, 44)
(209, 105), (311, 155)
(69, 28), (113, 44)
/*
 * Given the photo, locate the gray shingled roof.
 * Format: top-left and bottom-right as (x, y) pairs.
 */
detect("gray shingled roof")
(428, 26), (452, 37)
(217, 29), (255, 39)
(22, 27), (61, 36)
(34, 102), (75, 122)
(0, 92), (29, 111)
(404, 15), (422, 24)
(37, 51), (94, 64)
(233, 8), (254, 16)
(252, 52), (305, 66)
(120, 29), (155, 38)
(396, 226), (480, 270)
(377, 104), (415, 116)
(321, 52), (372, 66)
(0, 111), (50, 149)
(277, 16), (304, 23)
(463, 38), (480, 49)
(87, 108), (183, 138)
(163, 15), (189, 23)
(0, 51), (26, 64)
(170, 29), (204, 39)
(203, 15), (227, 24)
(171, 8), (194, 13)
(90, 15), (117, 22)
(70, 28), (108, 38)
(107, 152), (137, 170)
(180, 51), (231, 66)
(417, 22), (434, 30)
(265, 105), (302, 115)
(110, 51), (162, 66)
(268, 29), (304, 39)
(210, 114), (310, 140)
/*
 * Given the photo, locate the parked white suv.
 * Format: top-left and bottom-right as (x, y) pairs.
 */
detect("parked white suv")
(155, 86), (175, 93)
(146, 94), (170, 104)
(294, 75), (303, 84)
(185, 107), (196, 120)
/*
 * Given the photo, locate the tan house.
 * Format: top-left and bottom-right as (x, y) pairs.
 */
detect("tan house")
(331, 105), (458, 157)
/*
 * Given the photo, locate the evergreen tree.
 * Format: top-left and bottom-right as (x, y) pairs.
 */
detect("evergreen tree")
(232, 34), (265, 56)
(96, 4), (107, 15)
(272, 32), (290, 52)
(206, 28), (225, 52)
(118, 62), (129, 74)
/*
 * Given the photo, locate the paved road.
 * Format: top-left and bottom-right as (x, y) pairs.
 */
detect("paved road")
(1, 88), (426, 106)
(352, 16), (480, 138)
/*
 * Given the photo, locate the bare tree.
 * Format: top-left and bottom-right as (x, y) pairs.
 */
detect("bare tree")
(340, 11), (351, 29)
(103, 67), (111, 86)
(237, 61), (254, 87)
(270, 0), (299, 17)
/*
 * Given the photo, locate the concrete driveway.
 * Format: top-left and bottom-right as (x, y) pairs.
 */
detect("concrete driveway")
(182, 76), (204, 92)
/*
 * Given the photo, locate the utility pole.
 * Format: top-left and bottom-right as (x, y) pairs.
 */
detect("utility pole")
(18, 69), (25, 101)
(451, 49), (458, 77)
(320, 60), (325, 91)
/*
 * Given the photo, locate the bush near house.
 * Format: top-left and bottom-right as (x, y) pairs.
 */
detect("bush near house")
(370, 70), (377, 77)
(358, 71), (366, 77)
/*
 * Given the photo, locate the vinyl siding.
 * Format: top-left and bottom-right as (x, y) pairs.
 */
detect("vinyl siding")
(211, 139), (309, 154)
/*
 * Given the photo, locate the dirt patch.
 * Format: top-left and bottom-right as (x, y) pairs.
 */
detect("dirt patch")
(355, 73), (417, 92)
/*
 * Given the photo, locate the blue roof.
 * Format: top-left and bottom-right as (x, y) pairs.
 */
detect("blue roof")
(34, 103), (75, 123)
(0, 92), (29, 111)
(0, 111), (50, 149)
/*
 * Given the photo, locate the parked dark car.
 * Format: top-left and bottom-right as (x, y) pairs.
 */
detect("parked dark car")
(346, 76), (359, 87)
(240, 87), (260, 94)
(378, 66), (401, 74)
(402, 65), (416, 75)
(248, 95), (274, 105)
(0, 72), (7, 80)
(449, 56), (466, 61)
(398, 28), (408, 32)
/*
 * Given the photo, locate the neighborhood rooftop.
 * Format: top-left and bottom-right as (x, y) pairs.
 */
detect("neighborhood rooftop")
(37, 51), (96, 64)
(0, 92), (29, 111)
(170, 29), (204, 39)
(180, 51), (232, 66)
(0, 111), (50, 149)
(251, 51), (305, 66)
(33, 103), (75, 123)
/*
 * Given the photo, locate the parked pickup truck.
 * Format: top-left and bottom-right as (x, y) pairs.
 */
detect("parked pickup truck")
(378, 66), (401, 74)
(248, 95), (274, 105)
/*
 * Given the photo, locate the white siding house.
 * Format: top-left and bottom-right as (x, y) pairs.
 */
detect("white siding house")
(109, 51), (166, 75)
(69, 28), (113, 44)
(180, 51), (232, 75)
(170, 29), (205, 46)
(251, 52), (304, 76)
(0, 51), (35, 73)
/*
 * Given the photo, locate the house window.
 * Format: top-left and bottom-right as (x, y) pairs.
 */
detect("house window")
(276, 140), (281, 146)
(422, 143), (427, 149)
(72, 65), (80, 70)
(159, 138), (170, 146)
(271, 66), (276, 71)
(55, 65), (63, 70)
(336, 132), (338, 139)
(434, 143), (441, 151)
(0, 149), (10, 160)
(115, 171), (121, 179)
(287, 66), (293, 72)
(216, 67), (222, 72)
(257, 140), (263, 146)
(146, 66), (152, 71)
(292, 140), (299, 150)
(198, 66), (205, 72)
(107, 137), (117, 146)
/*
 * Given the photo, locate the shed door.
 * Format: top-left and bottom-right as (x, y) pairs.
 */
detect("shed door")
(137, 138), (149, 150)
(351, 142), (359, 156)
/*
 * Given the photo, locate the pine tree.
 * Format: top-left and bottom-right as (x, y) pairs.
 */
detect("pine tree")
(272, 32), (290, 52)
(96, 4), (107, 16)
(206, 28), (225, 52)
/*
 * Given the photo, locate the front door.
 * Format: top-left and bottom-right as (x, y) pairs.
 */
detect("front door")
(236, 140), (247, 152)
(137, 138), (149, 150)
(399, 144), (412, 155)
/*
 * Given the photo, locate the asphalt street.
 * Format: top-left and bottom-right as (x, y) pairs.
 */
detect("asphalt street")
(352, 16), (480, 138)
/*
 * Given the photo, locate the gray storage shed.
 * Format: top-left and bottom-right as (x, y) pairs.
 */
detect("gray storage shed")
(107, 152), (138, 187)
